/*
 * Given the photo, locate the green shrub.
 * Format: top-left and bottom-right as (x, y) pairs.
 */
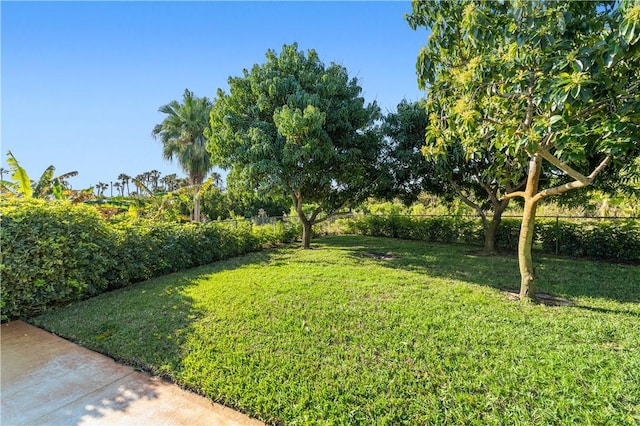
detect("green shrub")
(345, 215), (478, 244)
(494, 218), (523, 252)
(538, 218), (640, 262)
(1, 199), (116, 320)
(1, 199), (300, 321)
(345, 214), (640, 262)
(108, 219), (299, 289)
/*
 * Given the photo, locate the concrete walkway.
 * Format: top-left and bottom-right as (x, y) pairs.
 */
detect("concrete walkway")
(1, 321), (264, 426)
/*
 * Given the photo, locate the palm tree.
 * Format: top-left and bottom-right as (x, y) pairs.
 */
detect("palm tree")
(211, 171), (224, 190)
(176, 177), (190, 188)
(133, 174), (153, 197)
(96, 182), (109, 197)
(114, 182), (124, 197)
(149, 169), (161, 192)
(162, 173), (178, 192)
(117, 173), (131, 196)
(152, 89), (215, 221)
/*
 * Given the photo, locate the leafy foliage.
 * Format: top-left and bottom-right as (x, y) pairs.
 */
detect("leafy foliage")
(408, 0), (640, 297)
(382, 100), (526, 253)
(0, 198), (299, 321)
(208, 43), (383, 247)
(345, 214), (640, 262)
(1, 151), (78, 199)
(1, 199), (115, 319)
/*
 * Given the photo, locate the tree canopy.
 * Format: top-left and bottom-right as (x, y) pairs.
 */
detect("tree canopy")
(208, 43), (383, 248)
(408, 0), (640, 299)
(152, 89), (214, 187)
(383, 100), (526, 253)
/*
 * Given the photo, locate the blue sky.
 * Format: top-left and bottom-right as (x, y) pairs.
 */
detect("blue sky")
(2, 1), (427, 190)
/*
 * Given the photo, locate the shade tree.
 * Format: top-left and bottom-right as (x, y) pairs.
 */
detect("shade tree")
(382, 100), (527, 253)
(208, 43), (384, 248)
(407, 0), (640, 299)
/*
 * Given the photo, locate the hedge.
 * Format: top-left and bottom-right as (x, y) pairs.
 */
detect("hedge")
(344, 214), (640, 262)
(1, 199), (116, 321)
(3, 199), (637, 321)
(1, 199), (299, 321)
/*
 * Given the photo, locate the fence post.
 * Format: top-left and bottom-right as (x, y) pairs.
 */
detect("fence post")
(555, 215), (559, 255)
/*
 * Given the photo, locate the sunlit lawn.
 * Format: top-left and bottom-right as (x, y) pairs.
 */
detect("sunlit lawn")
(32, 236), (640, 425)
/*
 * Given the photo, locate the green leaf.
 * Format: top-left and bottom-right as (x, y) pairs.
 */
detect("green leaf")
(6, 151), (32, 198)
(33, 165), (56, 198)
(550, 115), (564, 125)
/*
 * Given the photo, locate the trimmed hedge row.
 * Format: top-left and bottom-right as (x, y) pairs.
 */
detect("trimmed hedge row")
(1, 199), (299, 321)
(344, 214), (640, 262)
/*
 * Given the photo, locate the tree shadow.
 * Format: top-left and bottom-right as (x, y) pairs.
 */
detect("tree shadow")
(1, 321), (162, 425)
(319, 235), (640, 305)
(26, 248), (285, 423)
(570, 304), (640, 318)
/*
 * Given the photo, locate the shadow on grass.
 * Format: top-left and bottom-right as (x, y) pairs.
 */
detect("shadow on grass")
(317, 235), (640, 305)
(29, 248), (287, 421)
(571, 304), (640, 318)
(27, 237), (639, 425)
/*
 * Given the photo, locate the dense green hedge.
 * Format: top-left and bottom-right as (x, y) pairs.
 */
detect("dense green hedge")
(3, 199), (636, 321)
(344, 214), (640, 262)
(1, 200), (115, 320)
(1, 199), (299, 321)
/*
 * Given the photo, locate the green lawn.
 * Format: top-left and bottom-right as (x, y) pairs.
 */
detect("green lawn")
(32, 236), (640, 425)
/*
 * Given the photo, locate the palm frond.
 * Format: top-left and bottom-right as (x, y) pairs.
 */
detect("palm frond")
(55, 170), (79, 182)
(132, 177), (154, 196)
(6, 151), (32, 198)
(0, 180), (19, 195)
(33, 165), (56, 198)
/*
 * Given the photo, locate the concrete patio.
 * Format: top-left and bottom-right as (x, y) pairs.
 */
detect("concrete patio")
(1, 321), (264, 426)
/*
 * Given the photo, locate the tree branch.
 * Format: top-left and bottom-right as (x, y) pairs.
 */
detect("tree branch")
(540, 131), (556, 150)
(588, 154), (613, 179)
(506, 177), (527, 194)
(450, 180), (486, 221)
(568, 102), (608, 122)
(313, 210), (351, 225)
(482, 117), (503, 126)
(532, 154), (612, 203)
(292, 191), (308, 223)
(502, 191), (526, 201)
(538, 147), (590, 184)
(532, 179), (588, 202)
(522, 69), (536, 130)
(480, 181), (499, 205)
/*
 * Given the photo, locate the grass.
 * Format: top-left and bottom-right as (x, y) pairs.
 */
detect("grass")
(32, 236), (640, 425)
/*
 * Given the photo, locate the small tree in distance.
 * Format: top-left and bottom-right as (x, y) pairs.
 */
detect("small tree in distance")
(208, 43), (384, 248)
(383, 100), (527, 254)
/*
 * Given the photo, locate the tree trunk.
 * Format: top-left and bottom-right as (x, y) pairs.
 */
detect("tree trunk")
(518, 154), (543, 300)
(193, 193), (201, 223)
(484, 220), (498, 254)
(518, 197), (539, 299)
(292, 192), (314, 249)
(483, 200), (509, 254)
(301, 220), (312, 249)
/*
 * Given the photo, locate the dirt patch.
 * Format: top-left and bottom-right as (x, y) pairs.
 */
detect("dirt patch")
(362, 252), (400, 260)
(503, 290), (573, 306)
